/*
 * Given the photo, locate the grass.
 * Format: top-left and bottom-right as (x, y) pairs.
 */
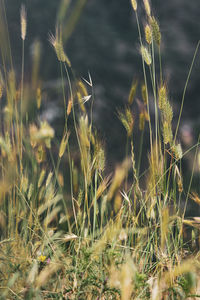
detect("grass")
(0, 0), (200, 299)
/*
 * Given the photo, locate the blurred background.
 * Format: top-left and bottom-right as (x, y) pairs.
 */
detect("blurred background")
(2, 0), (200, 200)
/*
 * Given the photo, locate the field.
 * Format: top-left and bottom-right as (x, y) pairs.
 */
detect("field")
(0, 0), (200, 299)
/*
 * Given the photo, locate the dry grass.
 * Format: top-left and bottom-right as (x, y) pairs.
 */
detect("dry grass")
(0, 0), (200, 299)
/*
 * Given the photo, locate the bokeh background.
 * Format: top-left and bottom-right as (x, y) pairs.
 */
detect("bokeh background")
(3, 0), (200, 204)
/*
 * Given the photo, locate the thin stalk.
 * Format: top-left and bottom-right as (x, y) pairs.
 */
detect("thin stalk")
(158, 46), (163, 85)
(61, 62), (78, 230)
(64, 62), (90, 222)
(151, 40), (158, 158)
(174, 40), (200, 141)
(92, 169), (98, 239)
(136, 141), (200, 222)
(20, 39), (25, 171)
(137, 128), (144, 175)
(135, 11), (153, 154)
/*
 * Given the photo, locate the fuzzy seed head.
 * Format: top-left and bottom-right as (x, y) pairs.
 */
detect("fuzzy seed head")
(128, 79), (138, 105)
(131, 0), (137, 11)
(118, 108), (134, 137)
(158, 85), (167, 110)
(141, 45), (152, 65)
(36, 87), (41, 109)
(145, 24), (152, 44)
(49, 31), (71, 66)
(150, 16), (161, 47)
(172, 143), (183, 160)
(139, 112), (145, 131)
(0, 85), (3, 100)
(20, 5), (27, 40)
(141, 84), (147, 105)
(164, 101), (173, 123)
(67, 98), (72, 116)
(78, 80), (88, 97)
(163, 121), (173, 145)
(143, 0), (151, 16)
(59, 131), (70, 158)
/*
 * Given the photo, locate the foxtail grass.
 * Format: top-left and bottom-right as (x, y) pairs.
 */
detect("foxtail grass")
(0, 1), (199, 299)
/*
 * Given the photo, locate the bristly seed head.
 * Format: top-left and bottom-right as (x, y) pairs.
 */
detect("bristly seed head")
(49, 28), (71, 66)
(150, 16), (161, 47)
(145, 24), (152, 45)
(140, 45), (152, 65)
(143, 0), (151, 17)
(20, 4), (27, 40)
(131, 0), (137, 11)
(158, 85), (167, 110)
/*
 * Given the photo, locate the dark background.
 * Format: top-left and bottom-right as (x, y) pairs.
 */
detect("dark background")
(2, 0), (200, 200)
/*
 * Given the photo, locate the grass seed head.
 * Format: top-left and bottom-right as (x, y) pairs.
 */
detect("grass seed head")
(49, 29), (71, 66)
(20, 5), (27, 40)
(141, 45), (152, 65)
(36, 87), (41, 109)
(163, 121), (173, 145)
(59, 131), (70, 158)
(141, 83), (148, 105)
(150, 16), (161, 47)
(118, 108), (134, 137)
(172, 143), (183, 160)
(143, 0), (151, 16)
(145, 24), (152, 44)
(131, 0), (137, 11)
(128, 79), (138, 105)
(158, 85), (167, 110)
(67, 98), (72, 116)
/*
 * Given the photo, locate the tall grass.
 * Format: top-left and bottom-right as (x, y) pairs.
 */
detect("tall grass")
(0, 0), (200, 299)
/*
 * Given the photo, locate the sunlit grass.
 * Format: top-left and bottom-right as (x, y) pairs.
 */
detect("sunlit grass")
(0, 0), (200, 299)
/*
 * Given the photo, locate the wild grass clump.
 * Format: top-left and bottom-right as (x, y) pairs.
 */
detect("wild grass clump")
(0, 0), (200, 299)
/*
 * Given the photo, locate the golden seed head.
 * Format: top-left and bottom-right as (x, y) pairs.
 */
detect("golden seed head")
(0, 85), (3, 100)
(140, 45), (152, 65)
(49, 30), (71, 66)
(139, 112), (145, 131)
(141, 83), (147, 105)
(150, 16), (161, 47)
(67, 98), (72, 116)
(163, 121), (173, 145)
(158, 85), (167, 110)
(172, 143), (183, 160)
(164, 101), (173, 123)
(131, 0), (137, 11)
(143, 0), (151, 16)
(145, 24), (152, 44)
(20, 5), (27, 40)
(36, 87), (41, 109)
(128, 79), (138, 105)
(59, 131), (70, 158)
(78, 80), (88, 97)
(118, 108), (134, 137)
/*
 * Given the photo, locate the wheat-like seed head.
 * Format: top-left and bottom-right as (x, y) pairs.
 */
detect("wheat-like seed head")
(150, 16), (161, 47)
(141, 45), (152, 65)
(143, 0), (151, 17)
(141, 83), (147, 105)
(172, 143), (183, 160)
(131, 0), (137, 11)
(49, 29), (71, 66)
(145, 24), (152, 44)
(20, 5), (27, 40)
(158, 85), (167, 110)
(0, 85), (3, 100)
(163, 121), (173, 145)
(128, 79), (138, 105)
(67, 98), (72, 116)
